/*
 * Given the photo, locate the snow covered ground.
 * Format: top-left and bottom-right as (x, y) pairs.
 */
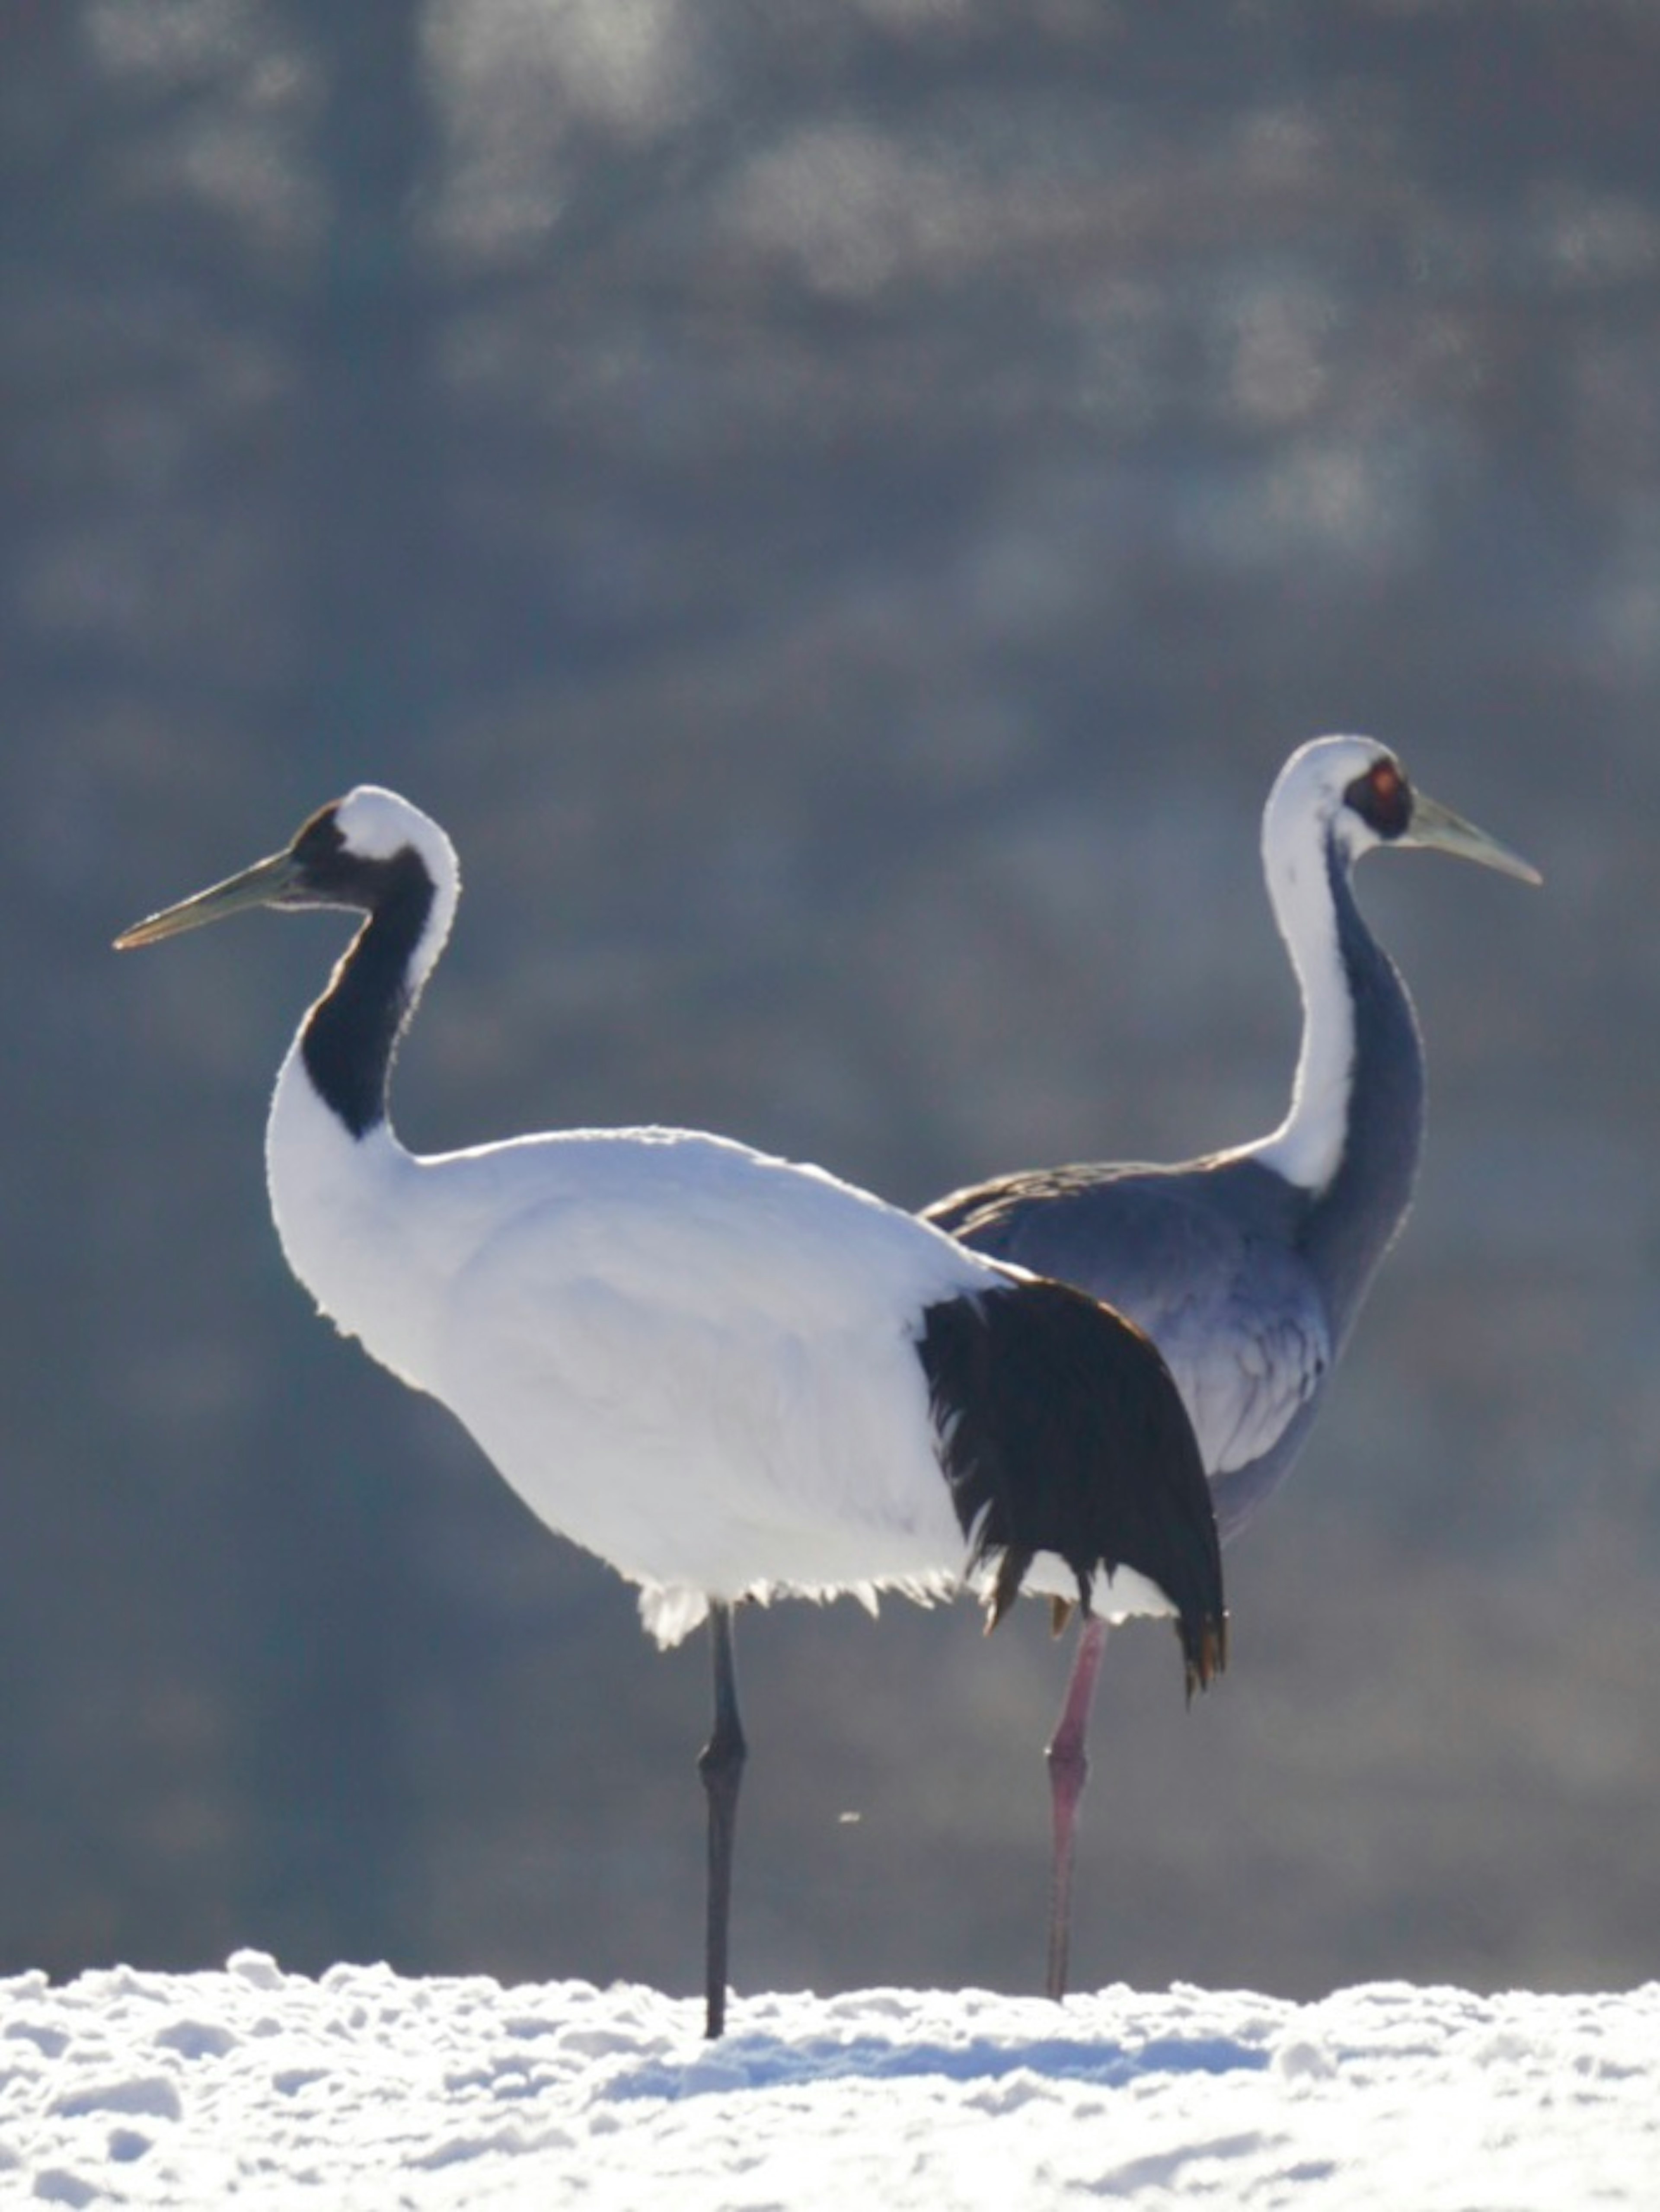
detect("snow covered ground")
(2, 1957), (1654, 2209)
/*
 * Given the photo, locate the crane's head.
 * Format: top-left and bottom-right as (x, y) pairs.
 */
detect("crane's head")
(115, 787), (460, 950)
(1267, 735), (1541, 886)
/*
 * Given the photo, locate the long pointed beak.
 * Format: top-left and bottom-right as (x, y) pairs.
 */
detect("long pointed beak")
(1401, 793), (1542, 886)
(114, 849), (301, 950)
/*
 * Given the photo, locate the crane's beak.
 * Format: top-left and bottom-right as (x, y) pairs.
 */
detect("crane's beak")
(114, 849), (302, 950)
(1400, 793), (1542, 886)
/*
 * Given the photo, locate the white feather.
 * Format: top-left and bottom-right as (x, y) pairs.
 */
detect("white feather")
(268, 1055), (1162, 1643)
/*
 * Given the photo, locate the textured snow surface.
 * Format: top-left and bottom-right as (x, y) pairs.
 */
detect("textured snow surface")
(1, 1956), (1655, 2209)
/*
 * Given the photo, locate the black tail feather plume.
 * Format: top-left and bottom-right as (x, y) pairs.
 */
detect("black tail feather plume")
(916, 1280), (1226, 1696)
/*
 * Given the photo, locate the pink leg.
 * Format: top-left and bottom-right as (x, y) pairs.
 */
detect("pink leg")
(1045, 1616), (1109, 2002)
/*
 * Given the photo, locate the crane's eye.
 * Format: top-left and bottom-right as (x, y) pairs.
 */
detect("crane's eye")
(1344, 758), (1413, 840)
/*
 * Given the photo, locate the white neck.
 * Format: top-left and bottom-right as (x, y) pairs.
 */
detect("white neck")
(264, 798), (461, 1381)
(1251, 795), (1354, 1194)
(265, 1043), (433, 1381)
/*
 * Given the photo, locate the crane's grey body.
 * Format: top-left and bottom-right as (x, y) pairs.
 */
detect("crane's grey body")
(925, 735), (1539, 1999)
(941, 1156), (1326, 1541)
(932, 823), (1430, 1541)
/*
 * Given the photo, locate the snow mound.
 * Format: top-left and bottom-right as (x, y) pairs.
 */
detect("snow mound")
(1, 1957), (1655, 2208)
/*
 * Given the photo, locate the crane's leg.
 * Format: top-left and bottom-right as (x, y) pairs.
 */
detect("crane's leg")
(697, 1601), (747, 2039)
(1045, 1614), (1109, 2002)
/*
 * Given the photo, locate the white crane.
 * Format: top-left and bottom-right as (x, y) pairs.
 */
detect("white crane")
(926, 735), (1539, 1998)
(117, 784), (1227, 2037)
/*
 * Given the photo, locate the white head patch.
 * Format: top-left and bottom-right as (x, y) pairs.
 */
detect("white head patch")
(330, 786), (439, 861)
(321, 786), (463, 969)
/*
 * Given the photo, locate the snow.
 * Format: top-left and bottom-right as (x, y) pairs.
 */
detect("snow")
(2, 1958), (1655, 2209)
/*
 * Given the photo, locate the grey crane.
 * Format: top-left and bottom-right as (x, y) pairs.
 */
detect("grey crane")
(923, 735), (1539, 2001)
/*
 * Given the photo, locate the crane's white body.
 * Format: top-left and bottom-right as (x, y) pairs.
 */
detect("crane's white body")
(267, 1006), (1171, 1647)
(118, 779), (1228, 2036)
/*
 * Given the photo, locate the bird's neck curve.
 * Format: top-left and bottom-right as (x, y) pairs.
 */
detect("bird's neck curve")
(297, 847), (452, 1143)
(264, 848), (455, 1371)
(1253, 820), (1426, 1327)
(1254, 810), (1360, 1192)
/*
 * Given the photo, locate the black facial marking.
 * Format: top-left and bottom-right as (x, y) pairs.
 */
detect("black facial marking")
(290, 803), (347, 869)
(299, 844), (436, 1138)
(1344, 757), (1413, 841)
(283, 805), (425, 917)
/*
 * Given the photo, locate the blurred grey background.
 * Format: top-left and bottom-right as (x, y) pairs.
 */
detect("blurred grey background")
(4, 0), (1657, 2007)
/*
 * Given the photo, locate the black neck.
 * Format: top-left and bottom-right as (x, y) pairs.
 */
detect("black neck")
(1302, 843), (1426, 1343)
(300, 852), (435, 1139)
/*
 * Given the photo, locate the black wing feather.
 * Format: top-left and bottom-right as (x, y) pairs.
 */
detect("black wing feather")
(916, 1279), (1226, 1695)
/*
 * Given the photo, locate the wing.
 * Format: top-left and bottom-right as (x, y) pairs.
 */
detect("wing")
(403, 1127), (996, 1622)
(917, 1278), (1226, 1694)
(926, 1162), (1331, 1479)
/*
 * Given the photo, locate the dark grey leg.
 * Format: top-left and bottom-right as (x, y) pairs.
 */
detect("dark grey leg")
(697, 1601), (747, 2039)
